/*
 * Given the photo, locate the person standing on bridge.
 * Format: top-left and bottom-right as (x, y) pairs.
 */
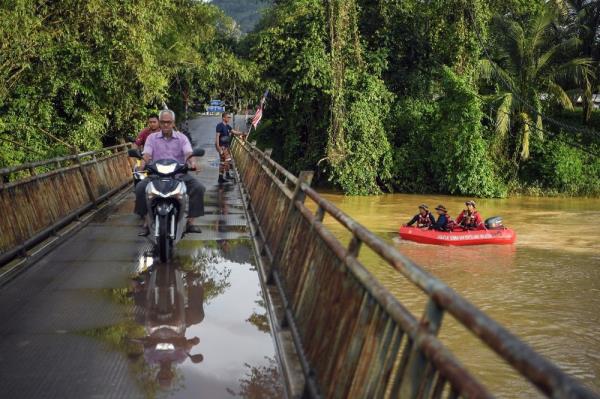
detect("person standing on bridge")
(215, 112), (246, 184)
(134, 109), (205, 236)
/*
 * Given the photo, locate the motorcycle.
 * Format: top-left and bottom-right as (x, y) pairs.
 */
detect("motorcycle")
(126, 137), (147, 187)
(128, 148), (205, 262)
(132, 163), (147, 187)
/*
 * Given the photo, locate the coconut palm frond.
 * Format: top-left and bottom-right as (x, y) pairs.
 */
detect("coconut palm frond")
(550, 57), (594, 85)
(550, 0), (569, 19)
(483, 93), (510, 103)
(547, 80), (574, 110)
(496, 93), (513, 139)
(536, 114), (544, 140)
(520, 113), (532, 160)
(477, 58), (516, 90)
(494, 17), (526, 67)
(536, 37), (582, 75)
(508, 27), (526, 68)
(477, 59), (495, 82)
(531, 4), (557, 50)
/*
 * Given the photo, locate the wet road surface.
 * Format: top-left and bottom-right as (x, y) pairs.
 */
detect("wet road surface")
(0, 116), (283, 398)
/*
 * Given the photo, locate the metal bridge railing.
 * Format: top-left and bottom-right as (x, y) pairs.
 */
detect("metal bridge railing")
(0, 144), (132, 266)
(231, 138), (598, 399)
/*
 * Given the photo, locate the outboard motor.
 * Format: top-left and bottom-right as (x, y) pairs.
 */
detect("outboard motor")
(485, 216), (504, 229)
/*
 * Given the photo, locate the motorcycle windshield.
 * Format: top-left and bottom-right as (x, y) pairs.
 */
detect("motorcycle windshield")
(147, 159), (186, 176)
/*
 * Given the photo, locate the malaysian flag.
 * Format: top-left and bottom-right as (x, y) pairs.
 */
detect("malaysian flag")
(251, 107), (262, 129)
(251, 90), (269, 129)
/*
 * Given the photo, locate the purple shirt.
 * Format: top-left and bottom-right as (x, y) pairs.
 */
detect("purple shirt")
(143, 130), (192, 164)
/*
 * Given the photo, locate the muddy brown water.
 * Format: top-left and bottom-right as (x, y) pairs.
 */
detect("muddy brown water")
(311, 192), (600, 397)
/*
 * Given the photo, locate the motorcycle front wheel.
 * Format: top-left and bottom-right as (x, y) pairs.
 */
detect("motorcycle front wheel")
(157, 214), (172, 262)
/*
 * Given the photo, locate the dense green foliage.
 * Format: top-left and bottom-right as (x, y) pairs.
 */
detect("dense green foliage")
(1, 0), (599, 197)
(393, 68), (504, 197)
(245, 0), (600, 196)
(0, 0), (252, 167)
(245, 0), (331, 174)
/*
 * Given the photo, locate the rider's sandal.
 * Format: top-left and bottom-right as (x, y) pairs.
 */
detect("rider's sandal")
(186, 224), (202, 234)
(138, 226), (150, 237)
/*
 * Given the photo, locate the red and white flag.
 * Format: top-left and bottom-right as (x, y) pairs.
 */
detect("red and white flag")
(251, 106), (263, 129)
(250, 90), (269, 130)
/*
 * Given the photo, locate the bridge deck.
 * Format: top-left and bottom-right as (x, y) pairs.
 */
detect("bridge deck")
(0, 116), (282, 398)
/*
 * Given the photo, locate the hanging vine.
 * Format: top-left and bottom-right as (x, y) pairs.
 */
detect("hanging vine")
(327, 0), (363, 165)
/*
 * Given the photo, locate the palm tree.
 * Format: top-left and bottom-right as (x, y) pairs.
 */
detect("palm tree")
(478, 2), (593, 162)
(560, 0), (600, 124)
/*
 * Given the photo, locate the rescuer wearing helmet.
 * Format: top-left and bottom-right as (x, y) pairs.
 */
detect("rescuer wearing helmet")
(456, 200), (484, 230)
(403, 204), (435, 228)
(431, 205), (456, 231)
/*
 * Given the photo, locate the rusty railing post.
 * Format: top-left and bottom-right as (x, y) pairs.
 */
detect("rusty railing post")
(75, 154), (97, 207)
(268, 170), (313, 284)
(400, 298), (445, 398)
(247, 147), (272, 201)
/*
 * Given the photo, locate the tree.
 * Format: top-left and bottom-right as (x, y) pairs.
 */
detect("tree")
(0, 0), (253, 168)
(560, 0), (600, 124)
(248, 0), (331, 173)
(479, 2), (593, 164)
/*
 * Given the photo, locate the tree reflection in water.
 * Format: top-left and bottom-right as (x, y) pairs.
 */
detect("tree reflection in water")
(179, 245), (232, 304)
(246, 293), (270, 334)
(227, 356), (283, 399)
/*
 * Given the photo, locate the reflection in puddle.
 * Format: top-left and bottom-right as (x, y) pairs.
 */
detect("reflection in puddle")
(82, 239), (283, 399)
(129, 262), (207, 390)
(227, 357), (283, 398)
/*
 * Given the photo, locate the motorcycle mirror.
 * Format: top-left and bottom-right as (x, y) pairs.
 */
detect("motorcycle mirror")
(189, 353), (204, 363)
(126, 136), (136, 143)
(128, 148), (143, 159)
(191, 148), (205, 157)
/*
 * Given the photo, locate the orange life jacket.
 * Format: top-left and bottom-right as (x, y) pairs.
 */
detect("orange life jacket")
(445, 215), (456, 231)
(416, 212), (433, 227)
(459, 210), (481, 229)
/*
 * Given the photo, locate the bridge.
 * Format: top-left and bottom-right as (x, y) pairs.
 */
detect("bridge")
(0, 116), (597, 399)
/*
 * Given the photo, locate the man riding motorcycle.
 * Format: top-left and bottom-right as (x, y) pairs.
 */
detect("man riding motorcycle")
(134, 109), (205, 236)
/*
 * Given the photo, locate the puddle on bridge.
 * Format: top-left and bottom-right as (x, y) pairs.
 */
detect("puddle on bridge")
(81, 239), (283, 399)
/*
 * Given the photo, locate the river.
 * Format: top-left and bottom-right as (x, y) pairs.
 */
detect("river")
(314, 192), (600, 398)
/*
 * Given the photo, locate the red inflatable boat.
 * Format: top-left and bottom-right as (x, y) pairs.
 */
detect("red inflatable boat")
(398, 226), (516, 246)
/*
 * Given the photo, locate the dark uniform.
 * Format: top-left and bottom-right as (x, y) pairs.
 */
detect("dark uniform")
(216, 121), (232, 175)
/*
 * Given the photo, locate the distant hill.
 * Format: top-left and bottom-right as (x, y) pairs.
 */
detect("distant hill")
(211, 0), (271, 33)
